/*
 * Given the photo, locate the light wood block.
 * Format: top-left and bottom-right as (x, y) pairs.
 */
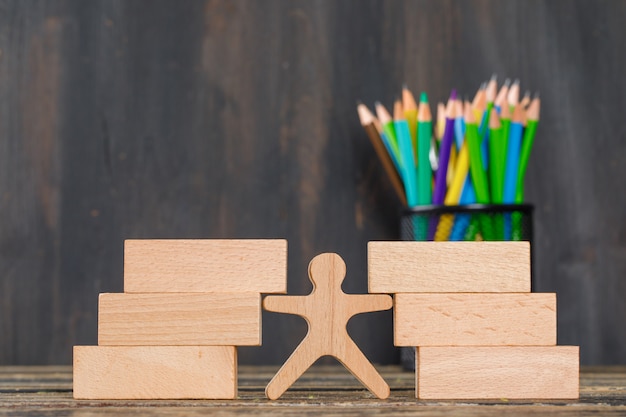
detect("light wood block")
(368, 241), (530, 293)
(98, 292), (261, 346)
(73, 346), (236, 399)
(124, 239), (287, 293)
(394, 293), (556, 346)
(416, 346), (579, 399)
(263, 253), (393, 400)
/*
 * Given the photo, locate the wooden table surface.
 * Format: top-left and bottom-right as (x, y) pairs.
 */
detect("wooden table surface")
(1, 365), (626, 415)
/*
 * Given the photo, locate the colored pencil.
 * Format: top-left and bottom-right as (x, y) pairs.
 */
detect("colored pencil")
(495, 79), (511, 111)
(394, 100), (418, 207)
(375, 102), (402, 170)
(472, 83), (487, 113)
(435, 100), (470, 241)
(417, 93), (433, 206)
(488, 108), (505, 204)
(436, 102), (446, 142)
(507, 79), (520, 111)
(357, 76), (538, 243)
(485, 74), (498, 106)
(516, 95), (540, 202)
(499, 101), (512, 191)
(357, 103), (407, 206)
(520, 90), (531, 109)
(503, 104), (524, 203)
(429, 92), (457, 240)
(433, 91), (457, 205)
(465, 102), (490, 204)
(402, 86), (418, 159)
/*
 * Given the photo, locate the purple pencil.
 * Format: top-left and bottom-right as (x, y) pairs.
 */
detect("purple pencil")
(432, 90), (457, 204)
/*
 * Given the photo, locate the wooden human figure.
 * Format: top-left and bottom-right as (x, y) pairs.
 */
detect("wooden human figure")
(264, 253), (393, 400)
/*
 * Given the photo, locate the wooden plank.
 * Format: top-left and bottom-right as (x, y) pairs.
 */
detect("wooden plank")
(416, 346), (579, 399)
(73, 346), (236, 399)
(8, 365), (624, 413)
(368, 242), (530, 293)
(123, 239), (287, 293)
(98, 293), (261, 346)
(394, 293), (556, 346)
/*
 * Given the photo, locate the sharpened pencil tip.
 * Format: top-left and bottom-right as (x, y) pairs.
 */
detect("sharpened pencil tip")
(450, 89), (457, 100)
(420, 92), (428, 103)
(490, 73), (497, 81)
(504, 78), (511, 87)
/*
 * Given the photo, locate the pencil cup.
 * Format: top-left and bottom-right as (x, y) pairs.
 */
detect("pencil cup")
(398, 203), (534, 370)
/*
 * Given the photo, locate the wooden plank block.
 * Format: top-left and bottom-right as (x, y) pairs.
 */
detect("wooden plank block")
(98, 293), (261, 346)
(368, 241), (530, 293)
(73, 346), (236, 399)
(416, 346), (579, 399)
(124, 239), (287, 293)
(394, 293), (556, 346)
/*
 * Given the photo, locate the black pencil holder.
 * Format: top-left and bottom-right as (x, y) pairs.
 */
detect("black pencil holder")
(398, 203), (534, 370)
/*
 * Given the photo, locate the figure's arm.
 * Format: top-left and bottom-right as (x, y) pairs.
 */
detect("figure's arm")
(263, 295), (309, 316)
(346, 294), (393, 315)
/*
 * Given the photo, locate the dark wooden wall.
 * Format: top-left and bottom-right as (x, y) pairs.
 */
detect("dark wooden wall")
(0, 0), (624, 366)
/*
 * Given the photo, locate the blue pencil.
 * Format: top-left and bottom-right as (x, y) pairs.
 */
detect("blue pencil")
(503, 105), (524, 203)
(503, 104), (524, 240)
(394, 100), (418, 206)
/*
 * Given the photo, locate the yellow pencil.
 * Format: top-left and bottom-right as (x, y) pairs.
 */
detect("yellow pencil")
(402, 86), (418, 159)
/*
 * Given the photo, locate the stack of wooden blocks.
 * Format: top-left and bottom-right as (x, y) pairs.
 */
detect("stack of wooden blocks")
(74, 239), (287, 400)
(369, 241), (579, 400)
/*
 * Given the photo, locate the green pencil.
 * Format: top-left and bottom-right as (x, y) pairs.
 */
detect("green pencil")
(417, 93), (432, 206)
(488, 109), (505, 204)
(464, 103), (490, 204)
(516, 96), (541, 202)
(499, 99), (512, 170)
(465, 102), (494, 241)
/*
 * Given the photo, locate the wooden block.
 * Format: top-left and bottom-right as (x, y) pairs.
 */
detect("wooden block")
(124, 239), (287, 293)
(416, 346), (579, 399)
(73, 346), (236, 399)
(368, 241), (530, 293)
(394, 293), (556, 346)
(98, 292), (261, 346)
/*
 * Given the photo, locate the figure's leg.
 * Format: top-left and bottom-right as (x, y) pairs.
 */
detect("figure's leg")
(266, 339), (320, 400)
(336, 337), (390, 399)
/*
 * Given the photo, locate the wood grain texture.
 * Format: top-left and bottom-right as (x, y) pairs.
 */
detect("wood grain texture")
(263, 253), (393, 399)
(3, 366), (626, 415)
(416, 346), (579, 399)
(73, 346), (236, 399)
(98, 293), (261, 346)
(394, 293), (556, 346)
(124, 239), (287, 293)
(1, 0), (626, 367)
(368, 242), (530, 293)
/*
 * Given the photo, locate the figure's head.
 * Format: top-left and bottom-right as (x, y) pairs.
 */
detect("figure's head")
(307, 252), (346, 289)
